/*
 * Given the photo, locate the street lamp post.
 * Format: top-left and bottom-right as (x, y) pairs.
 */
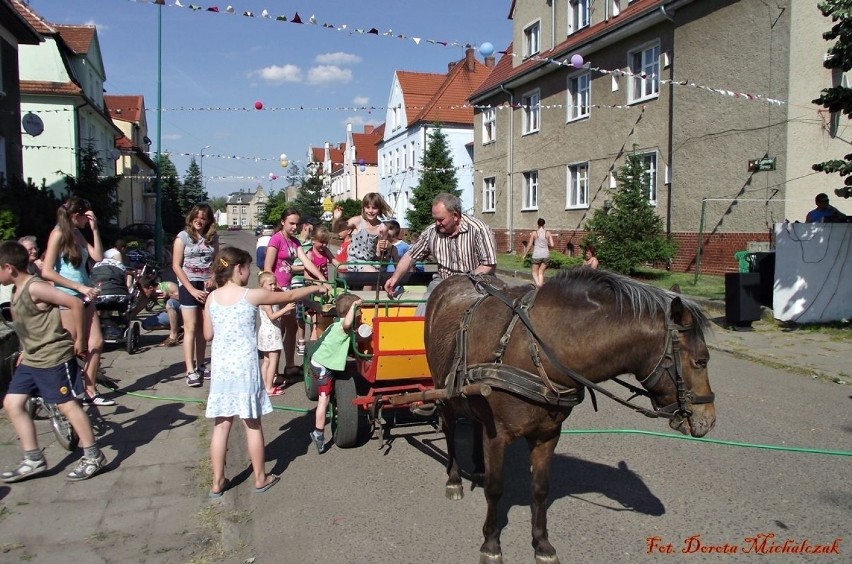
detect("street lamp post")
(154, 0), (163, 264)
(200, 144), (211, 189)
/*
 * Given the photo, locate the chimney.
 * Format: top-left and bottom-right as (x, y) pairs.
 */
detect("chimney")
(466, 46), (476, 71)
(363, 125), (374, 134)
(485, 55), (495, 68)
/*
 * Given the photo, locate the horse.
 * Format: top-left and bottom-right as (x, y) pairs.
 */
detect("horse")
(424, 269), (716, 564)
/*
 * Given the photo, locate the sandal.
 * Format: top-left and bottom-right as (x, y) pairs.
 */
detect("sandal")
(267, 386), (285, 397)
(158, 337), (179, 347)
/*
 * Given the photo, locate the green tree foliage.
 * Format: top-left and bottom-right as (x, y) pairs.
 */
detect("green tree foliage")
(155, 154), (185, 235)
(63, 143), (121, 242)
(209, 196), (227, 212)
(292, 173), (323, 221)
(406, 127), (460, 235)
(180, 157), (209, 214)
(335, 198), (363, 221)
(814, 0), (852, 197)
(285, 162), (302, 187)
(584, 154), (677, 274)
(0, 176), (61, 243)
(262, 189), (289, 225)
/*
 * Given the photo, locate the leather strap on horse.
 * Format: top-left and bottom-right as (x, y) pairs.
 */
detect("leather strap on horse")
(466, 274), (689, 421)
(465, 363), (585, 407)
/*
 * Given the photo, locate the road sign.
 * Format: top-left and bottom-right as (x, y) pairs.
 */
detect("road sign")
(322, 197), (334, 212)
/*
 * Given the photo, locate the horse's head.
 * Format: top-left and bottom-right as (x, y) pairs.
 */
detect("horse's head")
(642, 297), (716, 437)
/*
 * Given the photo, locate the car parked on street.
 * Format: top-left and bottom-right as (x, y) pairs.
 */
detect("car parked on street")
(261, 224), (275, 236)
(227, 225), (242, 231)
(119, 223), (157, 240)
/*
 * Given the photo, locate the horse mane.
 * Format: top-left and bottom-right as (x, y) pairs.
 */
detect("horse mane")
(548, 268), (712, 339)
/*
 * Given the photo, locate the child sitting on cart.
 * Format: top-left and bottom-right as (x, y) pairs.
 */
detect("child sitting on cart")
(308, 293), (362, 454)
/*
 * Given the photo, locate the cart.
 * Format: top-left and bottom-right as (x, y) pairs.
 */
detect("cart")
(302, 264), (440, 448)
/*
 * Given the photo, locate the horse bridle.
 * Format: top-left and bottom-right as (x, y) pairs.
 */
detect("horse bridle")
(467, 274), (714, 421)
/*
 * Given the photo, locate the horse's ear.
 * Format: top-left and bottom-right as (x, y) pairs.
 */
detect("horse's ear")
(669, 297), (694, 328)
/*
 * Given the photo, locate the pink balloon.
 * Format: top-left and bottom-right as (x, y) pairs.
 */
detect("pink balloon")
(254, 100), (263, 110)
(570, 53), (584, 68)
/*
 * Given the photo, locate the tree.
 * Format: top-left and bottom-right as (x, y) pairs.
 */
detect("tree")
(209, 196), (227, 212)
(583, 154), (677, 274)
(335, 198), (363, 221)
(406, 127), (460, 235)
(180, 157), (208, 213)
(814, 0), (852, 197)
(155, 154), (185, 235)
(285, 161), (302, 187)
(0, 176), (60, 242)
(263, 189), (289, 225)
(63, 143), (121, 242)
(292, 173), (323, 221)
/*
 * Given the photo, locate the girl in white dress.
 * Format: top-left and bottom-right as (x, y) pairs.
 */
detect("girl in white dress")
(256, 272), (293, 397)
(203, 247), (327, 497)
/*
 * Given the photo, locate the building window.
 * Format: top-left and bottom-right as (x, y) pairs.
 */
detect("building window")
(523, 171), (539, 210)
(522, 90), (540, 135)
(566, 163), (589, 209)
(482, 108), (496, 144)
(568, 0), (590, 35)
(612, 0), (621, 17)
(523, 20), (541, 58)
(567, 72), (590, 121)
(231, 206), (237, 214)
(395, 148), (401, 173)
(256, 204), (265, 215)
(409, 142), (416, 169)
(241, 205), (247, 214)
(241, 217), (248, 226)
(483, 177), (496, 212)
(639, 152), (658, 205)
(628, 43), (660, 103)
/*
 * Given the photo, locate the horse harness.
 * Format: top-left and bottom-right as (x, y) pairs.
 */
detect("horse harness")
(445, 274), (714, 421)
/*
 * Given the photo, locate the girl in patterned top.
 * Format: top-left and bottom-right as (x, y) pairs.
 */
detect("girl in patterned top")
(204, 247), (327, 497)
(332, 193), (392, 280)
(173, 204), (219, 388)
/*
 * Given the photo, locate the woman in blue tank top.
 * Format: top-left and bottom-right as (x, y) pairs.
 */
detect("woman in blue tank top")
(41, 197), (114, 406)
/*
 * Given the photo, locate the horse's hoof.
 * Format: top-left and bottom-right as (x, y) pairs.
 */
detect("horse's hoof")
(445, 483), (464, 500)
(535, 553), (560, 564)
(479, 552), (503, 564)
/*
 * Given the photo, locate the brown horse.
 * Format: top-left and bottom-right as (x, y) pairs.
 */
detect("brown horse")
(424, 269), (716, 564)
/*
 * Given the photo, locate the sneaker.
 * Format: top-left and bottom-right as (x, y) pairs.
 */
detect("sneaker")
(66, 452), (107, 481)
(201, 366), (211, 380)
(1, 457), (47, 483)
(186, 371), (203, 388)
(82, 393), (116, 407)
(310, 430), (326, 454)
(297, 341), (306, 355)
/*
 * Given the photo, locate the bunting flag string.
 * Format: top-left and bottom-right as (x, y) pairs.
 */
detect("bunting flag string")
(130, 1), (784, 106)
(133, 0), (473, 51)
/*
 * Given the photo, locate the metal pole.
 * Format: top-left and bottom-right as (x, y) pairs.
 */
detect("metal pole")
(154, 2), (163, 264)
(200, 144), (210, 190)
(693, 197), (707, 285)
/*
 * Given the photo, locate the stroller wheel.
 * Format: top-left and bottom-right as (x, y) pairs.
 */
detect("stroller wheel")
(125, 322), (141, 355)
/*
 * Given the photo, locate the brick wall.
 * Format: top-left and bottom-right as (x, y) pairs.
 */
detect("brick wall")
(492, 229), (771, 275)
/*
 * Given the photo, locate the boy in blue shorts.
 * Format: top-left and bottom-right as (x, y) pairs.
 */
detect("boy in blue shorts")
(308, 293), (361, 454)
(0, 241), (107, 483)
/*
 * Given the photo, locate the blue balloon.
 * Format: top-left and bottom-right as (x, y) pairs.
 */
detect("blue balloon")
(479, 42), (495, 58)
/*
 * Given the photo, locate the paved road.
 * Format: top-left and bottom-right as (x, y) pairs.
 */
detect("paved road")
(0, 229), (848, 563)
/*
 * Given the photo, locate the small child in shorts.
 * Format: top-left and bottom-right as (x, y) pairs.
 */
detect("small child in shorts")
(0, 241), (107, 483)
(308, 293), (362, 454)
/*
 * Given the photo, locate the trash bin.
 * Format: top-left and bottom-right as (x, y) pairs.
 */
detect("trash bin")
(745, 251), (775, 308)
(725, 272), (762, 330)
(734, 251), (751, 273)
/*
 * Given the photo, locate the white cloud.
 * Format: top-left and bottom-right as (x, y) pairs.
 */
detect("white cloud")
(307, 65), (352, 86)
(163, 133), (182, 141)
(342, 115), (383, 128)
(251, 64), (303, 84)
(352, 96), (370, 106)
(315, 52), (362, 65)
(83, 19), (107, 33)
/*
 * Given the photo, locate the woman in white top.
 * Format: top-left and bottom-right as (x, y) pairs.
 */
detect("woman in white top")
(523, 218), (555, 287)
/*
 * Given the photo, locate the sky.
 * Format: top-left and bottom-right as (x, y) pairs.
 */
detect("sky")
(27, 0), (513, 198)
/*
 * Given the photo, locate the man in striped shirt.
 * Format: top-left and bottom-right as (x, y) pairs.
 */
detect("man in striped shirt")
(384, 193), (496, 301)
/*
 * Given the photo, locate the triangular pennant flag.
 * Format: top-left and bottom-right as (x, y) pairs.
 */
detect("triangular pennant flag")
(189, 4), (202, 11)
(174, 0), (183, 7)
(207, 6), (219, 12)
(243, 11), (253, 17)
(412, 37), (421, 44)
(261, 9), (269, 18)
(276, 15), (287, 21)
(291, 12), (303, 24)
(368, 28), (379, 35)
(308, 14), (317, 24)
(226, 5), (234, 13)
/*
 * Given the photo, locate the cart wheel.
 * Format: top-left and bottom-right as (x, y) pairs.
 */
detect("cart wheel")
(25, 396), (43, 419)
(125, 322), (140, 355)
(331, 374), (369, 448)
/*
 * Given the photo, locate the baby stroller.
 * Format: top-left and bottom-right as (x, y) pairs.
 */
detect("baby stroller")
(89, 258), (146, 354)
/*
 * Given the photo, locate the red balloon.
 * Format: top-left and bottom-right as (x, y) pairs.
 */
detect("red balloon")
(254, 100), (263, 110)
